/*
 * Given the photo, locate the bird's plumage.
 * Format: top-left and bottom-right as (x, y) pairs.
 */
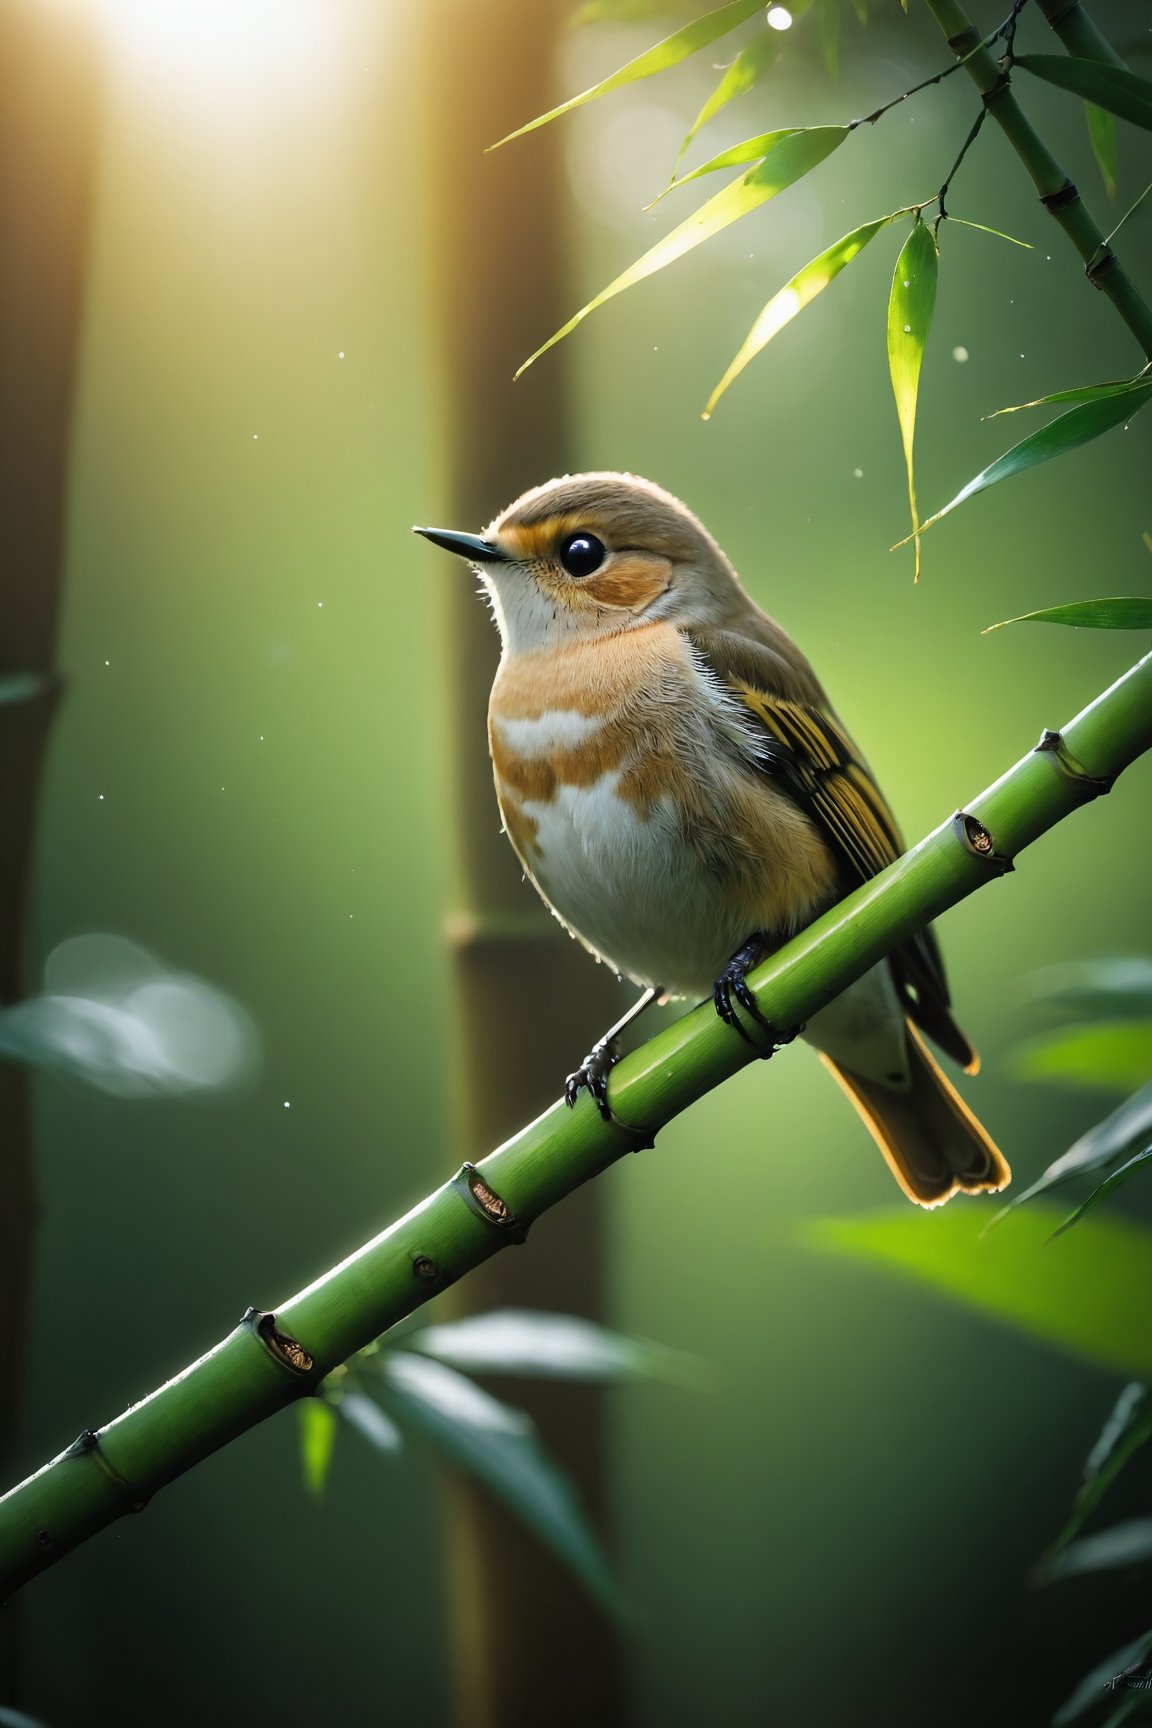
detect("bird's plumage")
(416, 471), (1009, 1207)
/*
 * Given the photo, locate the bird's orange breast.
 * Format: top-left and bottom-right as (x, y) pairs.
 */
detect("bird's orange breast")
(487, 623), (838, 953)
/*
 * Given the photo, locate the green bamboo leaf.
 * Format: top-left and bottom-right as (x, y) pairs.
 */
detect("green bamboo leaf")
(376, 1354), (622, 1615)
(988, 375), (1148, 417)
(901, 383), (1152, 542)
(297, 1397), (339, 1496)
(656, 124), (844, 202)
(407, 1307), (706, 1386)
(518, 132), (849, 377)
(1015, 55), (1152, 135)
(887, 219), (938, 580)
(990, 1082), (1152, 1226)
(1039, 1517), (1152, 1583)
(1086, 101), (1118, 198)
(1022, 957), (1152, 1018)
(703, 214), (894, 418)
(982, 597), (1152, 634)
(1052, 1383), (1152, 1555)
(490, 0), (766, 149)
(1055, 1631), (1152, 1727)
(1050, 1144), (1152, 1239)
(803, 1203), (1152, 1378)
(1008, 1019), (1152, 1091)
(675, 31), (778, 170)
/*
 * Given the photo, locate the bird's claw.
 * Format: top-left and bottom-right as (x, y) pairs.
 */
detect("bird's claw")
(713, 946), (796, 1054)
(565, 1037), (620, 1120)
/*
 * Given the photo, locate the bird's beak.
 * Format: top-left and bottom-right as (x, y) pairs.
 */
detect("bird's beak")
(412, 525), (509, 565)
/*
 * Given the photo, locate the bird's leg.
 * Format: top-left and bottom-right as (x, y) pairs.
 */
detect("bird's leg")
(713, 934), (796, 1051)
(565, 985), (666, 1120)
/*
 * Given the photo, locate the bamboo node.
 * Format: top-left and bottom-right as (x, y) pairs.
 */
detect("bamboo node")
(951, 810), (1015, 875)
(453, 1162), (530, 1242)
(64, 1429), (148, 1511)
(1034, 728), (1116, 800)
(1040, 178), (1079, 215)
(244, 1307), (316, 1376)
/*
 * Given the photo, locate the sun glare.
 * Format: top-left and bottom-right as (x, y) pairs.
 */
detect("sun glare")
(60, 0), (335, 91)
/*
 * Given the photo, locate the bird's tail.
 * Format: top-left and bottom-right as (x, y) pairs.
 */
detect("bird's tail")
(820, 1023), (1011, 1208)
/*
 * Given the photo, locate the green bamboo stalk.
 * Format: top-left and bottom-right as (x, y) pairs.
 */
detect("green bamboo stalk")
(922, 0), (1152, 358)
(1, 651), (1150, 1599)
(1032, 0), (1126, 68)
(424, 0), (625, 1716)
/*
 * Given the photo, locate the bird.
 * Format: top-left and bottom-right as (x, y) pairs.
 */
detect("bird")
(415, 472), (1010, 1208)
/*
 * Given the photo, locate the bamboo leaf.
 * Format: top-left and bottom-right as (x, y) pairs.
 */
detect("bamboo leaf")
(887, 218), (938, 580)
(518, 132), (849, 377)
(675, 31), (778, 170)
(297, 1398), (339, 1496)
(704, 213), (894, 417)
(1008, 1019), (1152, 1091)
(1022, 958), (1152, 1019)
(990, 1082), (1152, 1225)
(803, 1203), (1152, 1378)
(983, 597), (1152, 634)
(1050, 1144), (1152, 1239)
(1015, 55), (1152, 135)
(1039, 1517), (1152, 1583)
(657, 124), (845, 201)
(988, 375), (1148, 417)
(904, 383), (1152, 541)
(376, 1354), (622, 1614)
(1055, 1631), (1152, 1726)
(490, 0), (767, 149)
(338, 1389), (403, 1454)
(1052, 1384), (1152, 1555)
(1086, 101), (1118, 198)
(407, 1307), (705, 1386)
(0, 673), (48, 706)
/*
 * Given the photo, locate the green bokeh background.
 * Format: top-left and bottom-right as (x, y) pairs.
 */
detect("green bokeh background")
(9, 1), (1152, 1723)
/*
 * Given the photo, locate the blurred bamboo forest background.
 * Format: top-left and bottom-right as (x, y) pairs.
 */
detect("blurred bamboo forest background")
(2, 0), (1151, 1723)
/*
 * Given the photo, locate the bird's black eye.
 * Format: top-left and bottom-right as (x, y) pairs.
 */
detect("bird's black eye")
(559, 532), (605, 579)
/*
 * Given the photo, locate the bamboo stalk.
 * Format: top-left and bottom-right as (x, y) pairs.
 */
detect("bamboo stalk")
(921, 0), (1152, 358)
(0, 2), (100, 1688)
(423, 0), (626, 1718)
(1032, 0), (1126, 67)
(2, 651), (1151, 1600)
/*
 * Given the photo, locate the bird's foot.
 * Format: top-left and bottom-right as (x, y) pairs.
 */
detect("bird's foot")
(565, 1037), (620, 1120)
(713, 937), (797, 1054)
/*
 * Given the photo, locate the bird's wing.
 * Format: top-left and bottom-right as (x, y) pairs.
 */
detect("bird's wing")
(688, 625), (976, 1070)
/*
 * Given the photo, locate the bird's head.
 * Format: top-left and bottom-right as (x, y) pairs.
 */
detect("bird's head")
(414, 471), (744, 654)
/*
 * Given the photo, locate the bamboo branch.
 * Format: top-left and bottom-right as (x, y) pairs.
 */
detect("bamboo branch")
(2, 653), (1151, 1600)
(922, 0), (1152, 358)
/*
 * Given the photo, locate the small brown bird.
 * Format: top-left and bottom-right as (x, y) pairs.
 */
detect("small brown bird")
(416, 473), (1010, 1207)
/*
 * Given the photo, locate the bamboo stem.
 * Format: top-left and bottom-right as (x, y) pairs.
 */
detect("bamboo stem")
(1032, 0), (1126, 67)
(2, 651), (1151, 1600)
(921, 0), (1152, 358)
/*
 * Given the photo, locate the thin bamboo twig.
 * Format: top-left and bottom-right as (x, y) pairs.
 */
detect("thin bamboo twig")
(2, 651), (1151, 1600)
(921, 0), (1152, 358)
